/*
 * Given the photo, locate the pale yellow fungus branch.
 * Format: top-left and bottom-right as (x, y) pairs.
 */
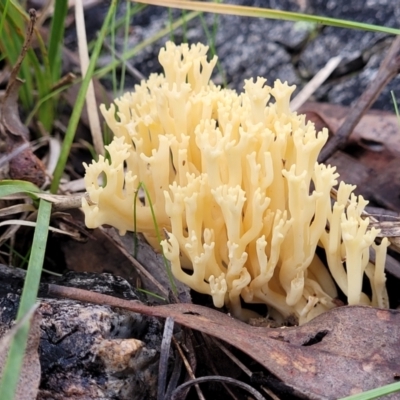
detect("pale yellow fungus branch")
(83, 41), (389, 325)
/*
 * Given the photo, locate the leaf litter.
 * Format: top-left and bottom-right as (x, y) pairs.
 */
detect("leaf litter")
(48, 283), (400, 400)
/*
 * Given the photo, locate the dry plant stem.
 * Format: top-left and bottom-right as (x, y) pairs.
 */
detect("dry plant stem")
(0, 203), (35, 217)
(319, 35), (400, 162)
(75, 0), (104, 155)
(37, 193), (90, 210)
(290, 55), (342, 111)
(158, 317), (174, 400)
(212, 338), (252, 376)
(51, 72), (76, 91)
(0, 212), (30, 246)
(172, 336), (206, 400)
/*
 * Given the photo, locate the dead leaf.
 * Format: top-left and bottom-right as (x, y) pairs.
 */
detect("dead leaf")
(299, 102), (400, 157)
(48, 284), (400, 400)
(0, 309), (42, 400)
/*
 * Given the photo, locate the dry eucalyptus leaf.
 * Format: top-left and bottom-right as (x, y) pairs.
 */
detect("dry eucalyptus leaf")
(48, 284), (400, 400)
(0, 309), (41, 400)
(299, 102), (400, 156)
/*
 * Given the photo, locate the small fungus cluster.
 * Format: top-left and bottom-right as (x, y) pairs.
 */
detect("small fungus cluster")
(82, 42), (389, 324)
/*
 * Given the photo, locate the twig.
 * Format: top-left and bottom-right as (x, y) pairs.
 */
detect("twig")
(213, 338), (281, 400)
(319, 35), (400, 162)
(290, 55), (342, 111)
(201, 334), (240, 400)
(168, 376), (266, 400)
(172, 336), (206, 400)
(51, 72), (76, 91)
(99, 227), (170, 298)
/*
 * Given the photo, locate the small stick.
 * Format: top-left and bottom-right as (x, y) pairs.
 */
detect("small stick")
(319, 35), (400, 162)
(172, 336), (206, 400)
(290, 55), (342, 111)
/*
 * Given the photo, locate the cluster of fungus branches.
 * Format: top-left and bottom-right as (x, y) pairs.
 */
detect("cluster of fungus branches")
(82, 42), (389, 325)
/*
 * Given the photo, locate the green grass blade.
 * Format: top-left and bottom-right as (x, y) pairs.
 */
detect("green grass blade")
(48, 0), (68, 82)
(25, 82), (74, 127)
(0, 2), (36, 108)
(0, 180), (41, 198)
(50, 0), (118, 193)
(136, 288), (167, 302)
(391, 91), (400, 131)
(137, 0), (400, 35)
(0, 304), (38, 400)
(133, 182), (177, 293)
(0, 2), (54, 127)
(339, 382), (400, 400)
(0, 199), (51, 400)
(0, 0), (11, 35)
(28, 48), (54, 132)
(95, 10), (201, 79)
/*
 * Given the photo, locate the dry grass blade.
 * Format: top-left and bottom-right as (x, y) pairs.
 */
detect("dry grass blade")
(75, 0), (104, 155)
(0, 212), (30, 246)
(0, 142), (29, 167)
(0, 203), (35, 217)
(0, 219), (76, 236)
(158, 317), (175, 400)
(290, 55), (342, 111)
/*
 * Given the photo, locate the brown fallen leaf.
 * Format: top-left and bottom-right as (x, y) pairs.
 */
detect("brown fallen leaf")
(300, 101), (400, 157)
(48, 284), (400, 400)
(0, 309), (42, 400)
